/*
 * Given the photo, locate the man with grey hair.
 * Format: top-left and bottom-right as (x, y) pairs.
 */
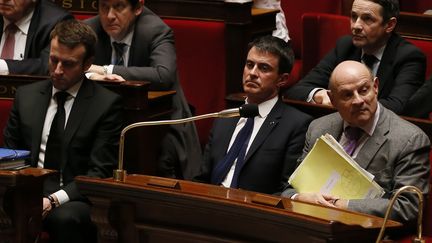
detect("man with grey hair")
(0, 0), (72, 74)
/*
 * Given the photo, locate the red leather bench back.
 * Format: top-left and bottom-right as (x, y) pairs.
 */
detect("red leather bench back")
(163, 18), (226, 145)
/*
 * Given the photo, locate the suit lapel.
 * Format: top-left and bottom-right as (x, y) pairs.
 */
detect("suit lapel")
(242, 100), (282, 163)
(218, 118), (239, 156)
(375, 34), (397, 94)
(24, 3), (41, 57)
(95, 28), (112, 64)
(61, 79), (94, 168)
(31, 81), (52, 166)
(355, 106), (389, 169)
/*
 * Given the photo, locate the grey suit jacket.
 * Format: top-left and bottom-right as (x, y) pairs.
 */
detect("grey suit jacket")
(0, 0), (72, 75)
(3, 78), (123, 200)
(283, 105), (430, 224)
(86, 7), (202, 179)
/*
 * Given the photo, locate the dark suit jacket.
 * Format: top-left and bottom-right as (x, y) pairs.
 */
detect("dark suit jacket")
(285, 33), (426, 115)
(282, 105), (430, 224)
(194, 99), (312, 194)
(0, 0), (72, 75)
(3, 78), (123, 201)
(86, 7), (202, 179)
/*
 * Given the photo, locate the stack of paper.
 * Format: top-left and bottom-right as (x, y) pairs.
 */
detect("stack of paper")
(0, 148), (30, 170)
(288, 134), (384, 199)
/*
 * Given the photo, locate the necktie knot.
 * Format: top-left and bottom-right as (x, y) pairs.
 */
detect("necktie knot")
(112, 42), (126, 65)
(5, 23), (18, 34)
(5, 23), (18, 35)
(344, 126), (363, 140)
(362, 54), (377, 69)
(55, 91), (69, 107)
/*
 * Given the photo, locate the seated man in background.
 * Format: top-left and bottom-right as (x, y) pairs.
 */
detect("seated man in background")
(3, 19), (123, 242)
(0, 0), (72, 75)
(193, 36), (312, 194)
(85, 0), (201, 180)
(284, 0), (425, 115)
(282, 60), (430, 228)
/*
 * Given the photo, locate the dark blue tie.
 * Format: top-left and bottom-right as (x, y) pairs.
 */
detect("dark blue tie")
(211, 118), (254, 186)
(112, 42), (126, 66)
(362, 54), (377, 70)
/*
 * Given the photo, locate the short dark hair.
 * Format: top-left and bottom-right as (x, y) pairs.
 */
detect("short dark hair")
(50, 19), (97, 61)
(367, 0), (399, 23)
(248, 35), (295, 74)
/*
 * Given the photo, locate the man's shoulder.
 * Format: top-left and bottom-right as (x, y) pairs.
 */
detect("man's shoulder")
(38, 0), (72, 21)
(136, 7), (171, 31)
(309, 112), (340, 129)
(279, 101), (313, 123)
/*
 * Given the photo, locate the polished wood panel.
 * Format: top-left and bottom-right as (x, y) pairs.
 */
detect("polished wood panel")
(0, 168), (55, 243)
(76, 174), (402, 243)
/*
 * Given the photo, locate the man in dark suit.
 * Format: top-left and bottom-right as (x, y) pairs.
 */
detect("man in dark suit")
(282, 60), (430, 226)
(194, 36), (312, 194)
(85, 0), (201, 180)
(0, 0), (72, 75)
(285, 0), (425, 115)
(3, 20), (123, 243)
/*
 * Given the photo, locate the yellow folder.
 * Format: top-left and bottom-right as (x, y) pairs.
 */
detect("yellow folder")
(288, 134), (384, 199)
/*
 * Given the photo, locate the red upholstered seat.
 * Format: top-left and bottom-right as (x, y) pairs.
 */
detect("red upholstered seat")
(407, 38), (432, 78)
(399, 0), (432, 13)
(0, 99), (13, 146)
(301, 13), (350, 77)
(281, 0), (343, 85)
(163, 19), (226, 146)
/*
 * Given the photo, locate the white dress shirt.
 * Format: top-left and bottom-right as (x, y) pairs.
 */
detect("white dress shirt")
(0, 11), (34, 74)
(221, 95), (279, 187)
(38, 81), (83, 205)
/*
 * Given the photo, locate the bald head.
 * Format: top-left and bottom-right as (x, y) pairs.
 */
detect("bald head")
(329, 60), (374, 92)
(328, 60), (379, 127)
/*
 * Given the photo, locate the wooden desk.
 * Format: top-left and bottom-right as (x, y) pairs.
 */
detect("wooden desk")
(0, 75), (175, 175)
(0, 168), (55, 243)
(76, 174), (402, 242)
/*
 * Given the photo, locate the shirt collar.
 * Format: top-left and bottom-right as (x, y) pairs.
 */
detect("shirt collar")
(51, 80), (83, 99)
(3, 9), (34, 35)
(361, 44), (386, 62)
(110, 26), (134, 47)
(245, 95), (278, 118)
(344, 103), (380, 136)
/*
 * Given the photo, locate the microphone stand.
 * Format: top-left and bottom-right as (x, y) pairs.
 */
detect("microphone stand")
(375, 185), (425, 243)
(113, 108), (243, 181)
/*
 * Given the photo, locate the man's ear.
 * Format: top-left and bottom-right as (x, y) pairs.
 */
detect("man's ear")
(327, 90), (335, 106)
(385, 17), (397, 33)
(135, 0), (144, 16)
(276, 73), (290, 88)
(373, 77), (379, 94)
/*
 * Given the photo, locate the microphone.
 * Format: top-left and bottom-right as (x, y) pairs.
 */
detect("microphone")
(375, 185), (425, 243)
(114, 104), (259, 181)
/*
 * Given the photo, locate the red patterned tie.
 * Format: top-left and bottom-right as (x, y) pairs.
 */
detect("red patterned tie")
(1, 23), (18, 59)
